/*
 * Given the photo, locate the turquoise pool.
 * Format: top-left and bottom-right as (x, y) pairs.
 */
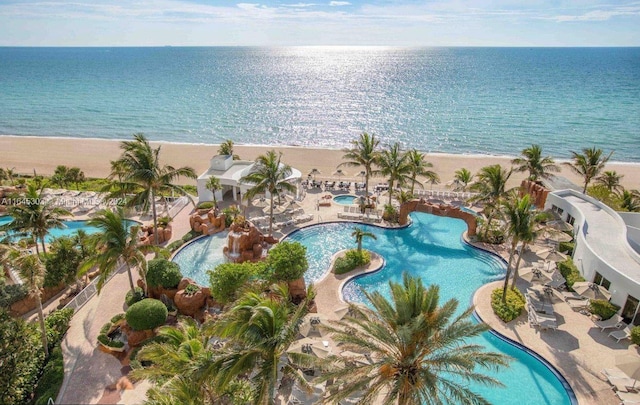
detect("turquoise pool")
(333, 195), (359, 205)
(285, 213), (575, 405)
(172, 232), (228, 285)
(0, 215), (137, 243)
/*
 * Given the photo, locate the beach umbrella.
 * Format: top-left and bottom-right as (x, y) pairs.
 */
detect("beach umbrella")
(333, 169), (347, 177)
(339, 350), (370, 366)
(547, 220), (573, 232)
(334, 305), (350, 320)
(572, 282), (612, 301)
(520, 266), (551, 283)
(540, 249), (568, 263)
(309, 168), (321, 180)
(616, 354), (640, 381)
(288, 337), (330, 359)
(299, 313), (328, 337)
(251, 197), (269, 208)
(544, 230), (573, 243)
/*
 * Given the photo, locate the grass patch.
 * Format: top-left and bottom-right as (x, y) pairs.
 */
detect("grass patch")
(333, 249), (371, 275)
(491, 288), (526, 323)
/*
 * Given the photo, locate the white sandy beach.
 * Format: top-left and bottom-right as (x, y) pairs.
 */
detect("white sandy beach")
(2, 135), (639, 190)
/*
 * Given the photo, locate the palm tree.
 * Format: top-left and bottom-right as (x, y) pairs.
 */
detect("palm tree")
(564, 147), (613, 194)
(2, 183), (70, 254)
(240, 150), (296, 236)
(320, 273), (509, 404)
(0, 245), (49, 356)
(405, 149), (439, 195)
(110, 133), (197, 246)
(395, 189), (414, 205)
(340, 133), (380, 203)
(214, 284), (316, 405)
(619, 189), (640, 212)
(352, 227), (376, 253)
(4, 167), (16, 185)
(596, 170), (623, 193)
(511, 144), (559, 181)
(206, 176), (222, 208)
(500, 194), (544, 301)
(80, 208), (157, 293)
(218, 139), (240, 160)
(376, 143), (412, 206)
(453, 168), (474, 192)
(471, 165), (513, 241)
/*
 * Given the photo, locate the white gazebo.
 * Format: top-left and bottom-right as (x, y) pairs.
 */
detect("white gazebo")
(196, 155), (302, 204)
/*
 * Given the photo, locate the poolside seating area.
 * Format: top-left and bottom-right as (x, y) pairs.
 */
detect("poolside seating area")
(248, 209), (314, 233)
(526, 287), (558, 330)
(337, 205), (382, 223)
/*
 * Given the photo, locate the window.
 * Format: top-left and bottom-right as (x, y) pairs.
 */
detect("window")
(593, 272), (611, 290)
(566, 214), (575, 226)
(552, 205), (564, 216)
(622, 295), (640, 325)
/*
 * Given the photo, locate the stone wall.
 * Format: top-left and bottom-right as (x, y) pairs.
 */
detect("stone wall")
(398, 200), (477, 236)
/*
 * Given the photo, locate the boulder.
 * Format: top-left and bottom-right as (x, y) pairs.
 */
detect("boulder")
(178, 278), (197, 290)
(174, 288), (207, 316)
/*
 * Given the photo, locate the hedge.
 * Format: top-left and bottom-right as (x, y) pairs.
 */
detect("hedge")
(333, 249), (370, 275)
(147, 259), (183, 288)
(557, 259), (585, 290)
(125, 287), (145, 307)
(266, 241), (309, 282)
(632, 326), (640, 346)
(197, 201), (214, 210)
(558, 241), (575, 256)
(589, 299), (620, 321)
(125, 299), (168, 331)
(0, 283), (28, 308)
(33, 347), (64, 405)
(491, 288), (526, 323)
(45, 308), (74, 351)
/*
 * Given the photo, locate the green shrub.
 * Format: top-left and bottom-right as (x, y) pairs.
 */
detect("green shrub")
(97, 333), (125, 348)
(383, 204), (398, 223)
(147, 259), (183, 288)
(33, 347), (65, 405)
(491, 288), (526, 322)
(44, 236), (81, 287)
(557, 259), (585, 290)
(0, 283), (28, 308)
(208, 261), (266, 304)
(197, 201), (214, 210)
(333, 249), (371, 275)
(126, 299), (168, 331)
(222, 206), (241, 227)
(110, 313), (125, 324)
(125, 287), (145, 306)
(158, 216), (172, 227)
(558, 241), (575, 256)
(266, 241), (309, 282)
(183, 284), (200, 296)
(45, 308), (74, 349)
(632, 326), (640, 346)
(589, 299), (620, 321)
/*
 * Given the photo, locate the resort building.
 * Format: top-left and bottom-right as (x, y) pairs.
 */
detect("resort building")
(545, 189), (640, 325)
(196, 155), (302, 204)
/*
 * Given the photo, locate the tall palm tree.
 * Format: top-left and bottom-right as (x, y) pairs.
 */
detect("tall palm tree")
(2, 183), (70, 254)
(240, 150), (296, 236)
(511, 144), (559, 182)
(0, 245), (49, 356)
(352, 227), (376, 253)
(110, 133), (196, 246)
(453, 168), (474, 192)
(564, 147), (613, 194)
(218, 139), (240, 160)
(405, 149), (439, 195)
(320, 273), (509, 404)
(4, 167), (16, 185)
(340, 133), (380, 203)
(500, 194), (543, 301)
(206, 176), (222, 208)
(376, 143), (412, 206)
(214, 284), (316, 405)
(596, 170), (623, 193)
(395, 189), (414, 205)
(80, 208), (157, 293)
(471, 165), (513, 241)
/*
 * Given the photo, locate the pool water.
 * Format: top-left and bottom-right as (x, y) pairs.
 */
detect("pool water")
(0, 215), (137, 243)
(285, 213), (574, 405)
(171, 232), (228, 285)
(332, 195), (359, 205)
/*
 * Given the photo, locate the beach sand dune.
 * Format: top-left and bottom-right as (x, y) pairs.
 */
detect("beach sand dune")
(1, 135), (639, 190)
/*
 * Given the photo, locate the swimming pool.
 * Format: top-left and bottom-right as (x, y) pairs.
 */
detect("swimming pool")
(285, 213), (575, 404)
(171, 232), (228, 285)
(0, 215), (138, 243)
(332, 195), (359, 205)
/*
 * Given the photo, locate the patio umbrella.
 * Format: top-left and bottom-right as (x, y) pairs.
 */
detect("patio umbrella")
(540, 249), (568, 263)
(308, 168), (321, 180)
(572, 282), (612, 301)
(358, 170), (366, 180)
(288, 337), (330, 359)
(299, 313), (328, 337)
(339, 351), (371, 366)
(333, 169), (347, 177)
(544, 230), (573, 243)
(520, 266), (552, 283)
(616, 354), (640, 381)
(251, 197), (269, 208)
(547, 220), (573, 232)
(334, 305), (350, 320)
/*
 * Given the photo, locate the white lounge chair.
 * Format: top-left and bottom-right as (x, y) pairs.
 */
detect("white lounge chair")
(560, 291), (585, 301)
(617, 391), (640, 404)
(609, 326), (633, 343)
(594, 315), (624, 332)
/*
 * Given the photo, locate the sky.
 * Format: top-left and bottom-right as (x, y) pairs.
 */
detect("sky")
(0, 0), (639, 46)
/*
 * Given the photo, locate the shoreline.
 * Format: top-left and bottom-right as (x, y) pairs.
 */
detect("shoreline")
(2, 134), (639, 190)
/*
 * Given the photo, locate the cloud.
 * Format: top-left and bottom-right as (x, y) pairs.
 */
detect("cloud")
(550, 7), (640, 22)
(282, 3), (317, 7)
(329, 1), (350, 6)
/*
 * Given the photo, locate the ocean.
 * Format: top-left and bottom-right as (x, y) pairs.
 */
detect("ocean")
(0, 47), (639, 161)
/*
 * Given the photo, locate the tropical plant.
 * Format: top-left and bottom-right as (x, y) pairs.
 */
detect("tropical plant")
(0, 246), (49, 356)
(405, 149), (438, 195)
(3, 167), (16, 185)
(51, 165), (70, 188)
(376, 142), (412, 206)
(146, 259), (183, 289)
(340, 132), (380, 203)
(208, 261), (267, 305)
(351, 227), (376, 253)
(395, 189), (414, 205)
(125, 298), (168, 331)
(319, 273), (509, 404)
(109, 133), (197, 245)
(1, 183), (71, 254)
(240, 150), (296, 236)
(500, 194), (544, 301)
(453, 168), (474, 192)
(218, 139), (240, 160)
(511, 144), (559, 181)
(80, 208), (158, 293)
(471, 164), (513, 241)
(564, 147), (613, 194)
(67, 167), (85, 190)
(44, 236), (81, 287)
(266, 241), (308, 282)
(619, 189), (640, 212)
(596, 170), (623, 193)
(214, 284), (317, 405)
(206, 176), (222, 208)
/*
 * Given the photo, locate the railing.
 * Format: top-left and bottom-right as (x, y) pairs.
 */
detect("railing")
(62, 262), (124, 312)
(168, 196), (190, 219)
